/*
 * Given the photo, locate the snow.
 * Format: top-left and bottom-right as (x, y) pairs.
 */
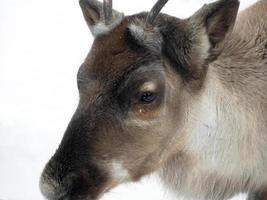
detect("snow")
(0, 0), (257, 199)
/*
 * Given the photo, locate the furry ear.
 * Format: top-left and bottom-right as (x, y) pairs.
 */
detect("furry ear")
(79, 0), (123, 36)
(162, 0), (239, 80)
(189, 0), (240, 57)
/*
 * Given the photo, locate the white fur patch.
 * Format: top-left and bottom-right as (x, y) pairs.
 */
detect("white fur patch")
(183, 71), (267, 190)
(109, 160), (130, 182)
(140, 81), (157, 92)
(91, 12), (124, 36)
(160, 71), (267, 199)
(198, 33), (211, 61)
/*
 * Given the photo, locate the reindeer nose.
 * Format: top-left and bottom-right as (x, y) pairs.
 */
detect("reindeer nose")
(39, 172), (67, 200)
(40, 164), (94, 200)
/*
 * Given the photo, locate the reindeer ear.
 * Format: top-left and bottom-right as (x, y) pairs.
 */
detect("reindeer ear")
(161, 0), (239, 81)
(79, 0), (123, 36)
(190, 0), (240, 54)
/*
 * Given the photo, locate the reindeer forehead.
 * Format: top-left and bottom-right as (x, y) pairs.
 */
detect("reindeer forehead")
(83, 19), (156, 82)
(78, 0), (171, 82)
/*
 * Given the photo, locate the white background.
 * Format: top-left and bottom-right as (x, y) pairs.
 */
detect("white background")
(0, 0), (257, 199)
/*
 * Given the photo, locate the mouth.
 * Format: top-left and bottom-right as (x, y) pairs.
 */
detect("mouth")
(41, 187), (101, 200)
(57, 196), (91, 200)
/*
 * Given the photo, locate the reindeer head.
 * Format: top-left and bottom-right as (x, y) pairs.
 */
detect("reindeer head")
(40, 0), (239, 199)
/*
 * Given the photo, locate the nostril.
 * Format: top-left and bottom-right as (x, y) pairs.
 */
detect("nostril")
(40, 168), (69, 200)
(62, 172), (88, 197)
(61, 173), (77, 194)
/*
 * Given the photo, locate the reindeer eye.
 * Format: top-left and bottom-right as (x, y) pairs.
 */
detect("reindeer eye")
(139, 92), (157, 104)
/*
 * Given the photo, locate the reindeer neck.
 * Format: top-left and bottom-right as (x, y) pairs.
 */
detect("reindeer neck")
(209, 0), (267, 104)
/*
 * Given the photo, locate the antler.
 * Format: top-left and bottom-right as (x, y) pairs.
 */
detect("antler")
(146, 0), (169, 25)
(103, 0), (113, 25)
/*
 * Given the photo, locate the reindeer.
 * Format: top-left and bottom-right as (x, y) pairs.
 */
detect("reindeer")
(40, 0), (267, 199)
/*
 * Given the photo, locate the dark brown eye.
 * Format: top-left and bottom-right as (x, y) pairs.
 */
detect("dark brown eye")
(139, 92), (157, 104)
